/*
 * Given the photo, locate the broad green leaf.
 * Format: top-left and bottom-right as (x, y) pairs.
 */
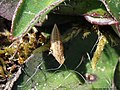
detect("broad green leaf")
(102, 0), (120, 21)
(11, 0), (64, 38)
(53, 0), (108, 16)
(100, 0), (120, 37)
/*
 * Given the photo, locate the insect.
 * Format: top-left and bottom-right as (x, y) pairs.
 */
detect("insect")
(50, 24), (65, 64)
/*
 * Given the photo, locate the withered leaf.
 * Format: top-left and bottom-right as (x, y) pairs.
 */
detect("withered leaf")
(0, 0), (19, 20)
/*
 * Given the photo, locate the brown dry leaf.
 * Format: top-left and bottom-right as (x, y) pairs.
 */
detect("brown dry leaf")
(50, 24), (65, 64)
(0, 0), (19, 20)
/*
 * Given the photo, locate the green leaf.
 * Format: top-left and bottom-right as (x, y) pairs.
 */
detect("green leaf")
(11, 0), (64, 38)
(100, 0), (120, 37)
(103, 0), (120, 21)
(53, 0), (108, 16)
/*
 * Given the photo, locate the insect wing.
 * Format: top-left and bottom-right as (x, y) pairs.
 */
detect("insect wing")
(50, 24), (65, 64)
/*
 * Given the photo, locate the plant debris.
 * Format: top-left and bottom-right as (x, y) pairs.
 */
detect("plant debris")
(0, 26), (48, 89)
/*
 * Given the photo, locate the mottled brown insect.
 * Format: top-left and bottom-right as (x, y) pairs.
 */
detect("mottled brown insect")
(50, 24), (65, 64)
